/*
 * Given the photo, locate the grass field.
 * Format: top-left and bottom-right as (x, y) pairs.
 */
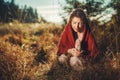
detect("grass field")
(0, 22), (120, 80)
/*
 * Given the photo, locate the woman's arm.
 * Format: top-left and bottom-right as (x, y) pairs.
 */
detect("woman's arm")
(67, 48), (82, 57)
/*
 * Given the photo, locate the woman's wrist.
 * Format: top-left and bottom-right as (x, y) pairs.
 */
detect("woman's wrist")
(67, 49), (72, 54)
(73, 51), (80, 57)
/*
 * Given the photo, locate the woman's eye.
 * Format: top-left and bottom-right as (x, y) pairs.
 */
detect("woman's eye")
(72, 22), (75, 24)
(73, 22), (81, 25)
(72, 22), (76, 24)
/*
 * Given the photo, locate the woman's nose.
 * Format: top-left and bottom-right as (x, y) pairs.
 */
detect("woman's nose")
(76, 23), (79, 27)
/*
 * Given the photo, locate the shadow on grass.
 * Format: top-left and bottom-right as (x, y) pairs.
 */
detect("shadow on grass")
(47, 59), (120, 80)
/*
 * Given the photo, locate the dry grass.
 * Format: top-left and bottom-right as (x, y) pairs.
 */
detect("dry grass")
(0, 22), (120, 80)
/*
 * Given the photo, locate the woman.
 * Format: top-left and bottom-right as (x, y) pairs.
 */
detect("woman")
(57, 8), (99, 71)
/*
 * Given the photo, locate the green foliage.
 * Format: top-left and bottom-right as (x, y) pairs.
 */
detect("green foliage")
(59, 0), (104, 24)
(0, 0), (39, 23)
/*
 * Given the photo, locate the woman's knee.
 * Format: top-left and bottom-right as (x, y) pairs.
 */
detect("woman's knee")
(58, 54), (68, 63)
(70, 57), (84, 71)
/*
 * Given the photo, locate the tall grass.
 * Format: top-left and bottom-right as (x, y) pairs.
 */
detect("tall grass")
(0, 22), (120, 80)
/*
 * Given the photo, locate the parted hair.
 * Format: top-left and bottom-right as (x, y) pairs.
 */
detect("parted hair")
(68, 8), (90, 31)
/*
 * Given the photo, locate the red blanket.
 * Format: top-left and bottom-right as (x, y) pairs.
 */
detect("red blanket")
(57, 23), (99, 59)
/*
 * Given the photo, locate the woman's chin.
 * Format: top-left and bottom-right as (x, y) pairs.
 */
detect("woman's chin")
(73, 29), (78, 32)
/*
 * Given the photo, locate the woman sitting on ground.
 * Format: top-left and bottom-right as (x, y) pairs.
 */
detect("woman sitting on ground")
(57, 8), (99, 71)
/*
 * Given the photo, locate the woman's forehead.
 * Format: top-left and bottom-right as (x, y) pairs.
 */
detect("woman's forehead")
(72, 17), (82, 22)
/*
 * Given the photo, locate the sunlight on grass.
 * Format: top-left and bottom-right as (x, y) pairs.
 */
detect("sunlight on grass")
(0, 22), (120, 80)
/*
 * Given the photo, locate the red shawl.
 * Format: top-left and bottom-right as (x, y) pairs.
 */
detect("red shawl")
(57, 23), (99, 59)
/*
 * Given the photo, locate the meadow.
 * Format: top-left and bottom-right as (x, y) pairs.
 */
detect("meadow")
(0, 21), (120, 80)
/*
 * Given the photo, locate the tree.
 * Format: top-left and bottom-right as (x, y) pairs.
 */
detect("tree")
(0, 0), (39, 23)
(59, 0), (104, 24)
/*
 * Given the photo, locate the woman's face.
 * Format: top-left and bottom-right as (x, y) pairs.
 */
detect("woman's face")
(71, 17), (83, 32)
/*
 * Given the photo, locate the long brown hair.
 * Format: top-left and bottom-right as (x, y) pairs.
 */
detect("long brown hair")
(68, 8), (90, 31)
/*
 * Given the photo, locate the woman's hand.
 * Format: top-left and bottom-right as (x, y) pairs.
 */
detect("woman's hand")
(67, 48), (82, 57)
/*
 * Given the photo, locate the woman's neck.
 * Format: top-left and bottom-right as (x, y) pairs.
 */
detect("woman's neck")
(77, 32), (83, 41)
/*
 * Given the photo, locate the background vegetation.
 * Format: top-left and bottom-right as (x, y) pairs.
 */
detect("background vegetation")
(0, 0), (120, 80)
